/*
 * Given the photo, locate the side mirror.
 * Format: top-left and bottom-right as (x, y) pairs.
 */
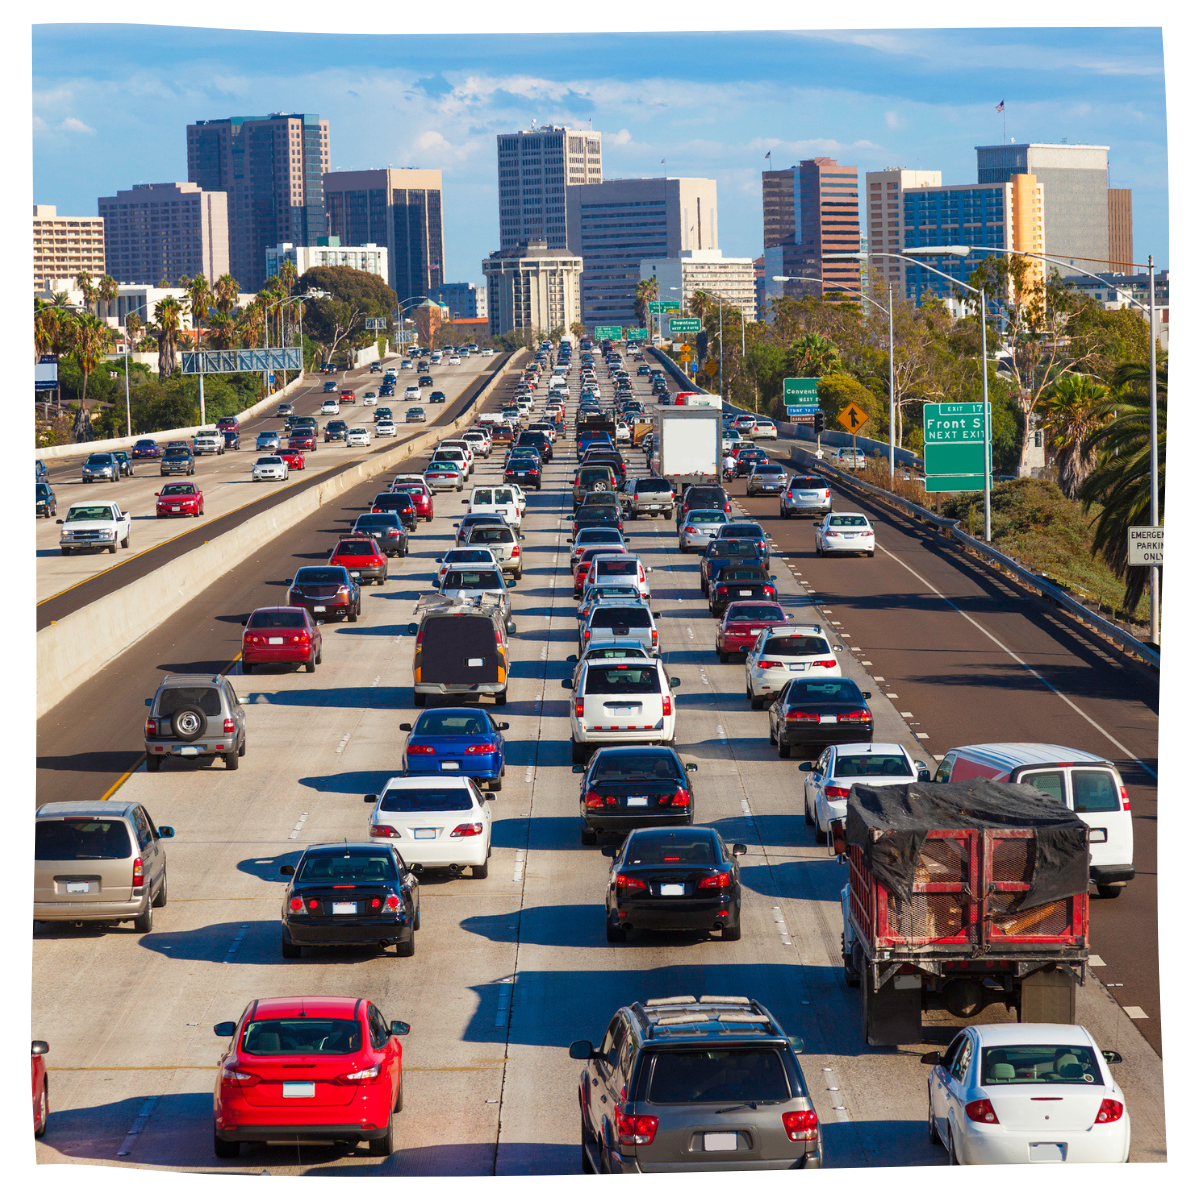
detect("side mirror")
(917, 770), (932, 783)
(684, 763), (699, 773)
(461, 498), (469, 503)
(788, 1036), (805, 1053)
(214, 1022), (237, 1038)
(399, 723), (412, 732)
(519, 534), (526, 540)
(497, 722), (510, 731)
(280, 864), (295, 876)
(154, 491), (160, 497)
(506, 580), (515, 588)
(157, 826), (175, 839)
(364, 793), (378, 804)
(285, 579), (293, 587)
(862, 691), (872, 700)
(408, 623), (419, 635)
(241, 619), (248, 626)
(566, 654), (578, 663)
(651, 611), (661, 619)
(31, 1040), (49, 1057)
(812, 522), (819, 527)
(1103, 1050), (1124, 1065)
(669, 677), (681, 688)
(920, 1051), (941, 1066)
(236, 697), (248, 705)
(391, 1021), (411, 1037)
(505, 620), (517, 634)
(569, 1039), (596, 1061)
(600, 845), (617, 858)
(144, 698), (153, 707)
(56, 519), (63, 524)
(834, 646), (845, 652)
(571, 764), (586, 774)
(732, 843), (747, 857)
(797, 761), (814, 772)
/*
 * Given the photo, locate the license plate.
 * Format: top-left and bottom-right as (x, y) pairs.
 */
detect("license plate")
(626, 797), (648, 807)
(440, 762), (460, 771)
(313, 605), (326, 612)
(179, 746), (200, 757)
(704, 1132), (737, 1151)
(789, 663), (806, 671)
(820, 714), (837, 724)
(332, 902), (357, 915)
(66, 881), (90, 894)
(467, 657), (484, 667)
(171, 506), (181, 512)
(266, 637), (284, 645)
(660, 883), (685, 896)
(1029, 1143), (1066, 1163)
(351, 571), (361, 578)
(608, 706), (635, 715)
(282, 1081), (315, 1098)
(739, 589), (752, 596)
(414, 829), (436, 840)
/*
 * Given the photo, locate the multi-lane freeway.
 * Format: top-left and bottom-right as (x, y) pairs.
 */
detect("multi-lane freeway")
(32, 350), (1166, 1172)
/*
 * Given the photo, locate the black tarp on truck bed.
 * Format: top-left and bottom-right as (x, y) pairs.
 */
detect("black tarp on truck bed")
(846, 780), (1090, 912)
(420, 614), (499, 685)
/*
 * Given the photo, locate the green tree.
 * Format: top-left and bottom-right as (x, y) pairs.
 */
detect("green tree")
(153, 295), (184, 379)
(97, 274), (119, 320)
(297, 266), (397, 363)
(180, 273), (211, 357)
(74, 268), (97, 314)
(634, 277), (658, 328)
(214, 273), (240, 316)
(786, 332), (840, 378)
(70, 312), (108, 404)
(1039, 373), (1110, 499)
(816, 372), (881, 436)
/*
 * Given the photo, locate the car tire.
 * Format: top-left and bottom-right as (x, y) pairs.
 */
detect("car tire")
(768, 722), (777, 745)
(121, 533), (130, 548)
(472, 860), (489, 879)
(305, 658), (316, 674)
(414, 692), (426, 708)
(1096, 883), (1124, 899)
(804, 796), (814, 826)
(723, 920), (742, 941)
(580, 826), (597, 846)
(350, 606), (359, 623)
(61, 547), (71, 557)
(398, 933), (415, 959)
(778, 740), (790, 759)
(35, 1081), (48, 1138)
(367, 1112), (396, 1157)
(242, 661), (253, 674)
(133, 899), (153, 934)
(108, 544), (117, 554)
(928, 1093), (941, 1144)
(868, 550), (875, 558)
(815, 821), (828, 846)
(238, 738), (246, 758)
(718, 651), (729, 663)
(581, 1116), (596, 1174)
(946, 1125), (958, 1166)
(213, 1128), (240, 1159)
(153, 875), (168, 908)
(606, 922), (627, 944)
(145, 754), (162, 773)
(281, 934), (301, 960)
(225, 750), (240, 770)
(171, 706), (207, 742)
(750, 694), (764, 712)
(571, 740), (589, 765)
(489, 776), (503, 793)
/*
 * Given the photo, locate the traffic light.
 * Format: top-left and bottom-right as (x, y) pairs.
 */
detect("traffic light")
(813, 411), (826, 435)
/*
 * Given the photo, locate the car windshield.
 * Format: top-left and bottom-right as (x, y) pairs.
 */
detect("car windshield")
(86, 455), (113, 465)
(36, 819), (132, 861)
(830, 515), (868, 527)
(256, 457), (282, 465)
(470, 528), (514, 544)
(160, 485), (195, 496)
(135, 440), (156, 447)
(295, 568), (347, 584)
(592, 753), (679, 783)
(157, 686), (222, 716)
(241, 1018), (363, 1057)
(247, 610), (306, 629)
(379, 786), (473, 813)
(444, 571), (504, 590)
(295, 852), (397, 885)
(762, 636), (829, 656)
(979, 1044), (1103, 1085)
(833, 754), (911, 778)
(786, 680), (863, 703)
(687, 510), (724, 525)
(647, 1049), (790, 1104)
(65, 506), (113, 521)
(583, 665), (661, 694)
(626, 832), (717, 865)
(335, 541), (376, 555)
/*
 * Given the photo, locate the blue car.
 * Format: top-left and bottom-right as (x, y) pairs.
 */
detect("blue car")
(397, 708), (509, 790)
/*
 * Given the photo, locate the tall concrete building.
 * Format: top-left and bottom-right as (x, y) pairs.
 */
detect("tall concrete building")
(431, 281), (486, 318)
(638, 250), (756, 326)
(1108, 189), (1133, 271)
(98, 182), (228, 286)
(976, 143), (1108, 275)
(567, 177), (719, 327)
(497, 127), (602, 250)
(761, 157), (860, 303)
(323, 169), (443, 304)
(186, 113), (330, 292)
(482, 239), (583, 338)
(32, 204), (106, 293)
(865, 168), (942, 293)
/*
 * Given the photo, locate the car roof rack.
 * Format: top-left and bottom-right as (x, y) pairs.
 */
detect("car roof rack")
(631, 996), (779, 1039)
(413, 592), (507, 618)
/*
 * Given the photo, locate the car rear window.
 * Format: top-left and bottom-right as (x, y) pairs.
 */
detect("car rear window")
(1071, 769), (1121, 813)
(36, 819), (132, 861)
(158, 686), (222, 716)
(296, 851), (397, 885)
(592, 753), (679, 783)
(763, 636), (829, 656)
(469, 527), (515, 544)
(444, 570), (504, 590)
(583, 666), (662, 694)
(379, 787), (473, 813)
(591, 607), (652, 629)
(241, 1018), (363, 1057)
(979, 1044), (1103, 1085)
(726, 604), (784, 621)
(295, 568), (347, 584)
(833, 754), (912, 778)
(829, 515), (868, 527)
(414, 712), (490, 736)
(636, 479), (672, 493)
(792, 477), (826, 489)
(596, 560), (637, 576)
(755, 464), (785, 475)
(626, 832), (717, 865)
(335, 541), (376, 555)
(248, 610), (306, 629)
(647, 1049), (790, 1104)
(784, 680), (863, 703)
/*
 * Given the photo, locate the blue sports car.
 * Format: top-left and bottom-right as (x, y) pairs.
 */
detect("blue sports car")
(397, 708), (509, 790)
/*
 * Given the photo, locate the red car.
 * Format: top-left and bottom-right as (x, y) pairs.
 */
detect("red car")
(340, 390), (355, 403)
(155, 482), (204, 518)
(330, 537), (388, 585)
(280, 447), (307, 470)
(212, 995), (408, 1159)
(390, 477), (434, 522)
(217, 416), (239, 431)
(32, 1040), (49, 1138)
(241, 606), (322, 674)
(289, 432), (316, 452)
(715, 601), (790, 661)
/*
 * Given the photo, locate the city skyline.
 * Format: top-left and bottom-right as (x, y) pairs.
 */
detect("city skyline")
(33, 25), (1168, 289)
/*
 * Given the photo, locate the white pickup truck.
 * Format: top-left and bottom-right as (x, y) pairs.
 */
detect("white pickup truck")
(192, 429), (225, 455)
(58, 501), (132, 555)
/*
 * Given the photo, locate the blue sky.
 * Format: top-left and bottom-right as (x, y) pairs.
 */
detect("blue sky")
(33, 25), (1168, 284)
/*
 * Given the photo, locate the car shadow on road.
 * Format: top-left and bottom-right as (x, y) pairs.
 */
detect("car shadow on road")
(737, 859), (846, 904)
(236, 851), (301, 882)
(35, 750), (142, 774)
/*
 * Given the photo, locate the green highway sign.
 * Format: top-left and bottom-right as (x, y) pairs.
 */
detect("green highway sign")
(923, 402), (990, 493)
(625, 328), (648, 340)
(783, 378), (819, 403)
(593, 325), (623, 339)
(649, 300), (680, 314)
(669, 317), (702, 333)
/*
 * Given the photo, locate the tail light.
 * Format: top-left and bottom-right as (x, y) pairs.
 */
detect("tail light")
(464, 744), (498, 754)
(662, 695), (672, 717)
(757, 660), (783, 670)
(245, 634), (259, 645)
(575, 700), (584, 718)
(415, 628), (424, 650)
(511, 546), (520, 557)
(224, 718), (236, 734)
(145, 719), (157, 738)
(289, 896), (304, 912)
(787, 710), (820, 722)
(615, 874), (648, 891)
(838, 709), (872, 723)
(583, 630), (591, 640)
(812, 659), (838, 669)
(765, 586), (776, 596)
(825, 785), (852, 800)
(638, 564), (645, 582)
(1119, 784), (1131, 811)
(384, 893), (402, 910)
(684, 525), (697, 534)
(371, 824), (400, 837)
(450, 823), (484, 837)
(1095, 1099), (1124, 1124)
(965, 1099), (999, 1124)
(717, 586), (728, 595)
(132, 856), (145, 887)
(333, 1063), (382, 1085)
(669, 789), (689, 807)
(407, 745), (436, 755)
(290, 633), (310, 645)
(222, 1065), (262, 1087)
(782, 1109), (819, 1142)
(584, 791), (604, 808)
(697, 872), (731, 889)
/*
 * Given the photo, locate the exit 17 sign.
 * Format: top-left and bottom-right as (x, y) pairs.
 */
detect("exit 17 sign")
(924, 402), (989, 492)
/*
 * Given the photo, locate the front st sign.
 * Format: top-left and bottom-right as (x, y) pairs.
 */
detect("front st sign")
(923, 401), (989, 492)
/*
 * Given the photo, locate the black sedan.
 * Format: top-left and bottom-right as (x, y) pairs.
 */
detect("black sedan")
(370, 492), (418, 528)
(429, 390), (447, 404)
(699, 539), (767, 595)
(574, 746), (698, 845)
(767, 677), (874, 759)
(324, 420), (348, 442)
(286, 565), (362, 622)
(572, 503), (622, 538)
(603, 827), (745, 943)
(734, 448), (769, 477)
(36, 481), (56, 518)
(505, 456), (542, 490)
(708, 565), (778, 617)
(160, 452), (195, 476)
(279, 841), (419, 958)
(419, 375), (435, 388)
(352, 513), (410, 558)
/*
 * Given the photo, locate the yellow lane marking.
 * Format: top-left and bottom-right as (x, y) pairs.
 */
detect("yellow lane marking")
(97, 766), (140, 802)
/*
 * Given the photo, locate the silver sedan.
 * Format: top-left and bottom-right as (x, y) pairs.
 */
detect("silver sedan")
(677, 507), (727, 552)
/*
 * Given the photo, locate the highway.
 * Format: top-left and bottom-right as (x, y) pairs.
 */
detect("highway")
(32, 356), (1166, 1172)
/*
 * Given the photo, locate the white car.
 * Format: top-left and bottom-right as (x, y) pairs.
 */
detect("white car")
(462, 430), (492, 458)
(801, 742), (928, 842)
(925, 1024), (1130, 1165)
(404, 385), (422, 400)
(614, 420), (631, 443)
(374, 420), (397, 437)
(367, 774), (492, 877)
(577, 585), (643, 628)
(449, 355), (462, 365)
(362, 392), (378, 406)
(835, 448), (866, 469)
(345, 426), (371, 448)
(571, 529), (626, 570)
(480, 348), (494, 357)
(399, 359), (414, 369)
(816, 512), (875, 557)
(439, 439), (475, 474)
(745, 622), (841, 703)
(435, 547), (501, 587)
(568, 657), (680, 763)
(252, 455), (288, 481)
(320, 399), (340, 415)
(463, 485), (522, 528)
(584, 553), (652, 599)
(752, 419), (778, 440)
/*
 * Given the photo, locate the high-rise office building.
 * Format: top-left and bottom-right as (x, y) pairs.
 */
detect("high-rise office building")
(323, 169), (444, 305)
(482, 239), (583, 338)
(976, 143), (1108, 275)
(497, 127), (602, 250)
(186, 113), (330, 292)
(98, 182), (228, 286)
(865, 168), (942, 293)
(567, 177), (719, 327)
(1108, 189), (1133, 271)
(638, 250), (756, 326)
(431, 282), (486, 319)
(761, 157), (860, 304)
(32, 204), (106, 293)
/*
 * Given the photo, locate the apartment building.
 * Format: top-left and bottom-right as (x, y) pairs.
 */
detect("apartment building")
(33, 204), (106, 293)
(265, 237), (388, 282)
(638, 249), (756, 327)
(431, 281), (486, 318)
(482, 239), (583, 338)
(864, 169), (942, 293)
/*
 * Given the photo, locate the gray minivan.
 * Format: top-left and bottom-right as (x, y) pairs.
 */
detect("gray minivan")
(34, 800), (174, 932)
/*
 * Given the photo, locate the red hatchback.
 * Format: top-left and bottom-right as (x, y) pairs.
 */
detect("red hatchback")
(280, 447), (307, 470)
(212, 995), (408, 1159)
(715, 600), (789, 661)
(330, 537), (388, 585)
(242, 607), (322, 674)
(340, 389), (355, 403)
(156, 482), (204, 518)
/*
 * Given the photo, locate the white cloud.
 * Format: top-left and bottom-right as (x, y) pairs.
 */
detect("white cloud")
(61, 117), (95, 134)
(609, 128), (632, 145)
(885, 110), (904, 130)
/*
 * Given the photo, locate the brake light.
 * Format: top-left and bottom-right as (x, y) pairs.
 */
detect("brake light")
(450, 823), (484, 837)
(289, 896), (303, 911)
(585, 791), (604, 808)
(965, 1099), (999, 1124)
(1095, 1098), (1124, 1124)
(464, 744), (498, 754)
(838, 709), (872, 723)
(615, 874), (648, 891)
(574, 698), (585, 718)
(782, 1109), (819, 1142)
(717, 586), (728, 595)
(697, 872), (731, 890)
(407, 745), (436, 755)
(132, 856), (144, 887)
(670, 789), (689, 807)
(511, 546), (520, 557)
(1119, 784), (1131, 811)
(222, 1065), (262, 1086)
(651, 629), (658, 647)
(787, 710), (820, 722)
(333, 1063), (382, 1085)
(371, 824), (400, 837)
(825, 785), (851, 800)
(757, 660), (784, 670)
(224, 718), (236, 734)
(583, 630), (591, 640)
(145, 719), (157, 738)
(384, 893), (402, 910)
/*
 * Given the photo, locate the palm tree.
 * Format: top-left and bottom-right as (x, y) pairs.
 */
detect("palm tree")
(688, 289), (710, 321)
(74, 268), (97, 317)
(570, 322), (586, 342)
(153, 295), (184, 379)
(236, 300), (266, 351)
(634, 277), (659, 328)
(787, 332), (840, 378)
(214, 273), (240, 317)
(180, 274), (212, 355)
(278, 258), (298, 294)
(34, 299), (62, 361)
(206, 313), (237, 350)
(126, 311), (144, 351)
(70, 313), (108, 405)
(1038, 373), (1110, 499)
(97, 274), (119, 321)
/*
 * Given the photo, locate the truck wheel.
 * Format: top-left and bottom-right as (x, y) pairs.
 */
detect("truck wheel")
(121, 533), (130, 548)
(108, 544), (117, 554)
(1096, 883), (1124, 900)
(61, 547), (71, 557)
(493, 690), (507, 707)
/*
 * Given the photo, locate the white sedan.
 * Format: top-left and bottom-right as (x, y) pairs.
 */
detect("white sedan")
(374, 420), (397, 437)
(449, 355), (462, 365)
(345, 427), (372, 448)
(800, 742), (929, 843)
(745, 623), (841, 704)
(404, 385), (422, 400)
(362, 392), (378, 406)
(815, 512), (875, 557)
(319, 399), (340, 415)
(251, 455), (289, 482)
(367, 774), (492, 877)
(925, 1023), (1130, 1165)
(480, 348), (494, 357)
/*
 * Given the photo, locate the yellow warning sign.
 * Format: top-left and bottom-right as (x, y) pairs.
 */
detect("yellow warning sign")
(677, 344), (693, 363)
(704, 358), (718, 377)
(837, 402), (869, 435)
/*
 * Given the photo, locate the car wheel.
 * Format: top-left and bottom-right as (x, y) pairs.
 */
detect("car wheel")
(213, 1127), (240, 1159)
(121, 533), (130, 548)
(398, 933), (416, 959)
(225, 750), (240, 770)
(152, 874), (168, 908)
(571, 740), (589, 765)
(581, 1116), (596, 1174)
(494, 690), (507, 707)
(108, 544), (117, 554)
(133, 899), (153, 934)
(1096, 883), (1124, 899)
(414, 692), (426, 708)
(472, 860), (489, 879)
(61, 547), (71, 557)
(305, 657), (316, 674)
(768, 721), (777, 745)
(946, 1124), (958, 1165)
(815, 819), (828, 846)
(868, 550), (875, 558)
(488, 775), (503, 793)
(171, 707), (206, 742)
(367, 1111), (396, 1156)
(804, 795), (814, 826)
(281, 934), (301, 960)
(606, 921), (627, 943)
(718, 651), (729, 663)
(580, 826), (597, 846)
(778, 740), (790, 759)
(145, 753), (162, 773)
(723, 920), (742, 941)
(928, 1091), (941, 1144)
(242, 661), (253, 675)
(750, 694), (764, 712)
(238, 737), (246, 758)
(34, 1080), (48, 1138)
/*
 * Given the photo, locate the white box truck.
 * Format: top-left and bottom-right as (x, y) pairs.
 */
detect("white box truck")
(652, 403), (721, 496)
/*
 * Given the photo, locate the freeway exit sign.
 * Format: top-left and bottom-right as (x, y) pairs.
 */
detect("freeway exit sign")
(923, 402), (990, 492)
(649, 300), (680, 314)
(625, 328), (648, 340)
(782, 378), (819, 404)
(594, 325), (622, 339)
(669, 317), (702, 333)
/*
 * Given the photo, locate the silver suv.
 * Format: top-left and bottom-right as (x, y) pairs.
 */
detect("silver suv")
(82, 453), (120, 483)
(571, 996), (822, 1172)
(144, 673), (247, 772)
(34, 800), (175, 933)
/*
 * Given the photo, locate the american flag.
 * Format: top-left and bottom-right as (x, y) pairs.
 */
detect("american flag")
(765, 150), (771, 161)
(995, 100), (1005, 113)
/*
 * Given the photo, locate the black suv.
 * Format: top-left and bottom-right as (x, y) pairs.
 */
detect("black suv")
(571, 996), (822, 1173)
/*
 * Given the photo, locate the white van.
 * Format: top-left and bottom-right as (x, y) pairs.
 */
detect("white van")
(463, 484), (522, 528)
(933, 743), (1135, 898)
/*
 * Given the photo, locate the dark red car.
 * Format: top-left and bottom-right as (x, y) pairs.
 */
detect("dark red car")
(715, 600), (789, 661)
(288, 431), (316, 452)
(212, 995), (408, 1159)
(340, 389), (355, 404)
(330, 537), (388, 585)
(217, 417), (239, 432)
(241, 606), (322, 674)
(390, 477), (434, 521)
(32, 1040), (48, 1138)
(155, 482), (204, 518)
(280, 447), (307, 470)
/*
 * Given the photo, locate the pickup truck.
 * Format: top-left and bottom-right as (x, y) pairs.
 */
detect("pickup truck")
(57, 501), (132, 555)
(192, 430), (225, 456)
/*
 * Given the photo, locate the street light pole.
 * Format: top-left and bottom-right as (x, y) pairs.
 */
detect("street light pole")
(1148, 254), (1159, 645)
